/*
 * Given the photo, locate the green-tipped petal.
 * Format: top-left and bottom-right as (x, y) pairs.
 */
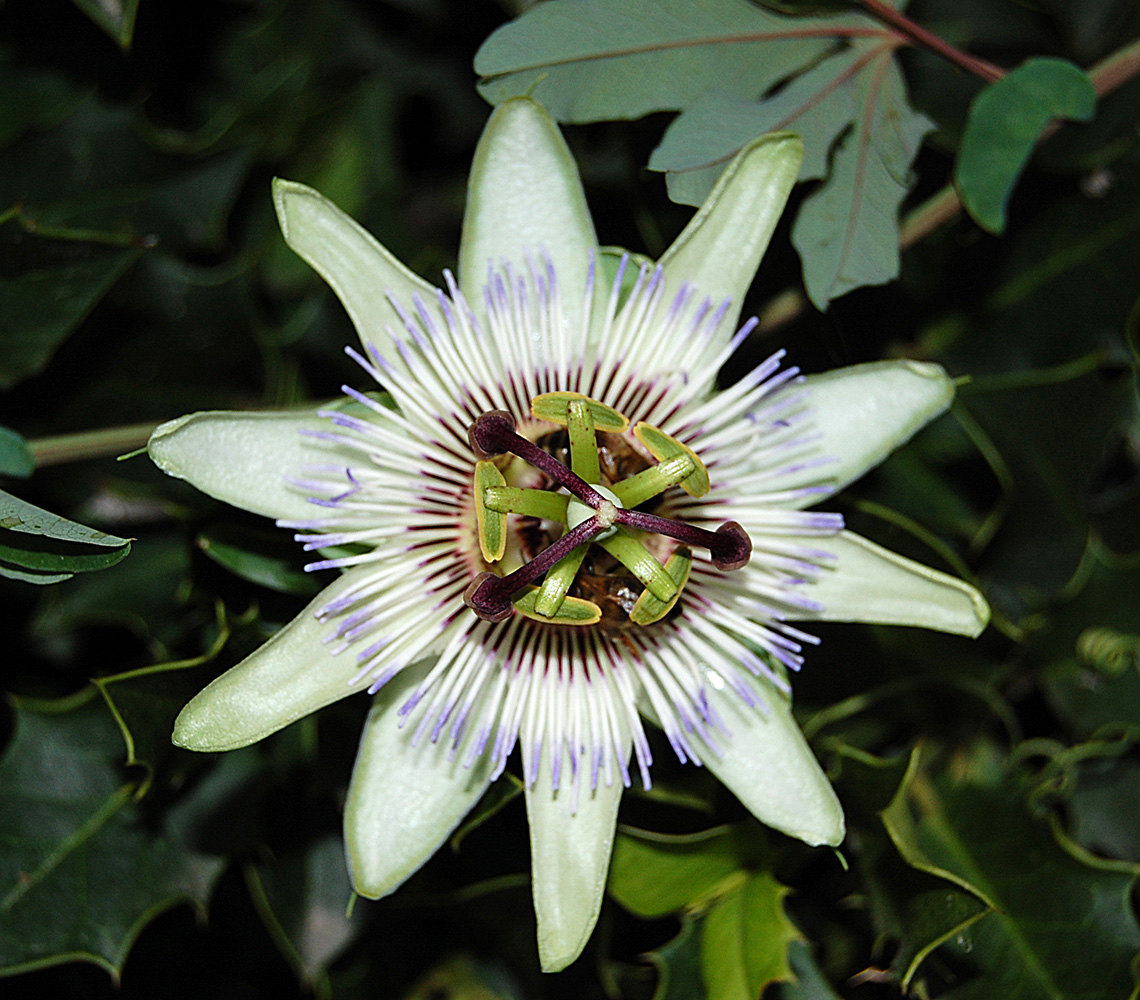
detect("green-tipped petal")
(149, 409), (342, 522)
(702, 671), (844, 847)
(345, 677), (493, 900)
(780, 360), (956, 506)
(525, 754), (624, 972)
(658, 132), (802, 339)
(173, 573), (370, 751)
(458, 98), (597, 331)
(795, 530), (990, 637)
(273, 178), (440, 357)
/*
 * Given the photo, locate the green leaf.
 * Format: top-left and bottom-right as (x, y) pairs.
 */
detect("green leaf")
(609, 826), (759, 919)
(0, 489), (131, 583)
(647, 918), (706, 1000)
(93, 607), (236, 774)
(701, 872), (800, 1000)
(792, 40), (933, 307)
(0, 225), (144, 389)
(0, 55), (85, 148)
(781, 940), (842, 999)
(649, 46), (863, 206)
(245, 836), (360, 986)
(69, 0), (140, 50)
(475, 0), (852, 122)
(955, 58), (1096, 235)
(881, 744), (1140, 999)
(29, 535), (190, 651)
(1039, 541), (1140, 736)
(400, 953), (528, 1000)
(0, 427), (33, 478)
(197, 526), (322, 597)
(0, 699), (224, 976)
(750, 0), (853, 12)
(831, 747), (988, 987)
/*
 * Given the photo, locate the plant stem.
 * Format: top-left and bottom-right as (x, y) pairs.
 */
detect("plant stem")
(855, 0), (1004, 82)
(29, 422), (160, 468)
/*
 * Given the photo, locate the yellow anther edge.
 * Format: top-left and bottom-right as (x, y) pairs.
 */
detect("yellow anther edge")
(630, 547), (693, 625)
(567, 398), (602, 484)
(634, 422), (710, 497)
(513, 585), (602, 625)
(532, 391), (629, 432)
(474, 460), (507, 563)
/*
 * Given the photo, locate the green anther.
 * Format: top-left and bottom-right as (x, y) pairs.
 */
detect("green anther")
(474, 460), (507, 562)
(513, 585), (601, 625)
(532, 391), (629, 432)
(483, 486), (570, 523)
(634, 422), (710, 497)
(630, 546), (692, 625)
(534, 539), (589, 617)
(567, 398), (601, 484)
(611, 453), (695, 509)
(599, 532), (677, 603)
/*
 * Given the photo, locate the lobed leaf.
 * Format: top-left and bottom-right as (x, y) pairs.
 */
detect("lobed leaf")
(0, 227), (144, 390)
(700, 872), (800, 1000)
(881, 745), (1140, 999)
(475, 0), (857, 122)
(0, 700), (224, 976)
(792, 40), (932, 307)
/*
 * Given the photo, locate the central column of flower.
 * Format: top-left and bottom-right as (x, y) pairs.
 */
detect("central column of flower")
(463, 392), (751, 626)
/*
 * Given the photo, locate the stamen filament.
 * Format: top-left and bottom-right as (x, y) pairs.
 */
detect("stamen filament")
(567, 398), (601, 484)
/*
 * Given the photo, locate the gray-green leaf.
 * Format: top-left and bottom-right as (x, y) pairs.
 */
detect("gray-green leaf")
(0, 489), (131, 583)
(475, 0), (852, 122)
(792, 43), (932, 307)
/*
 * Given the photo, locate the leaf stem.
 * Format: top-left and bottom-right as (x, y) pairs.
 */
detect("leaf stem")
(854, 0), (1004, 83)
(29, 422), (161, 468)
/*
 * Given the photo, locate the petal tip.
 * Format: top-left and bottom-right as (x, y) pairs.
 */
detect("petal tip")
(271, 176), (318, 246)
(962, 585), (992, 639)
(171, 701), (246, 753)
(146, 416), (191, 477)
(537, 923), (592, 974)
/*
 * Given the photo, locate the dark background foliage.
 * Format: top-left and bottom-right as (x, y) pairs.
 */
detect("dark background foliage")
(2, 1), (1139, 998)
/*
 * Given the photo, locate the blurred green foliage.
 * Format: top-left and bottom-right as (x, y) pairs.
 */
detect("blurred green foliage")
(2, 0), (1140, 998)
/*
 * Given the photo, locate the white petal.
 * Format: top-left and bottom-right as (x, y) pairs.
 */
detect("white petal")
(273, 178), (442, 358)
(344, 670), (493, 900)
(702, 670), (844, 847)
(457, 98), (597, 331)
(173, 571), (374, 751)
(793, 530), (990, 637)
(657, 133), (801, 339)
(780, 360), (956, 505)
(525, 751), (624, 972)
(148, 409), (343, 522)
